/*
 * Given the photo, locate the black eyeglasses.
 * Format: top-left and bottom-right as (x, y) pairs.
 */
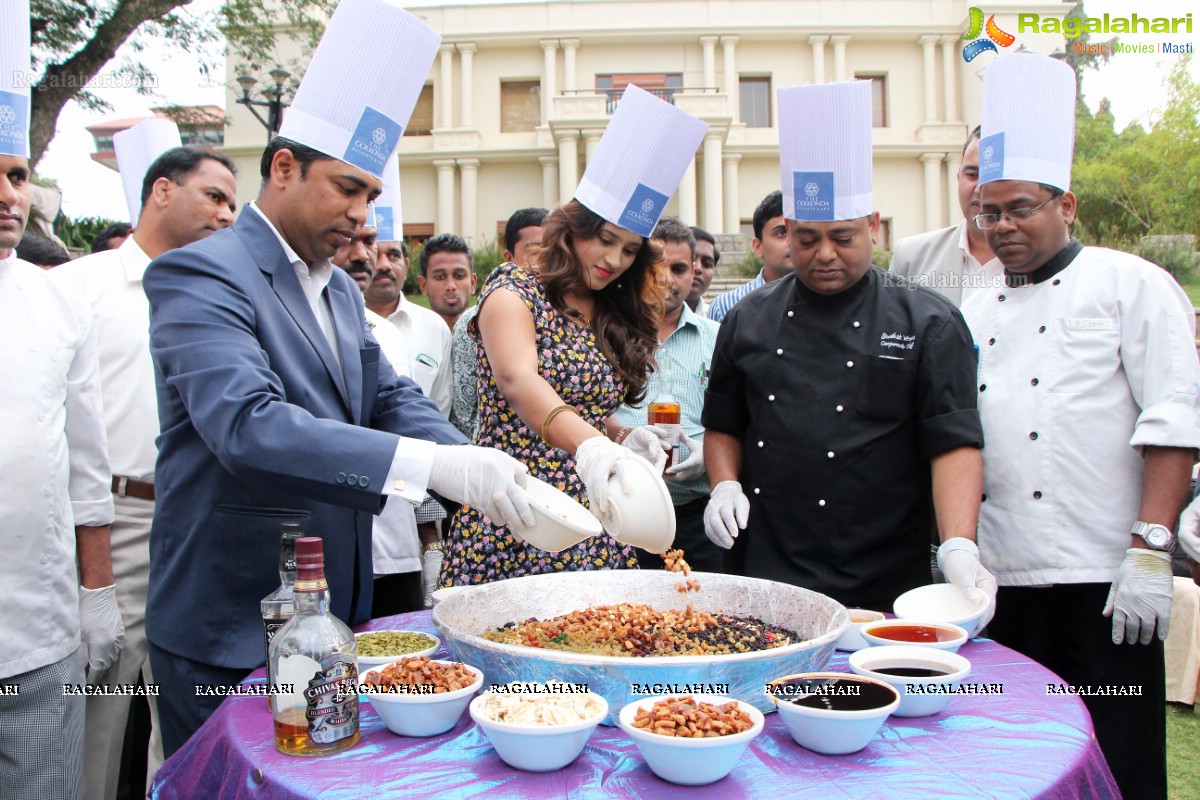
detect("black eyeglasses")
(974, 195), (1061, 229)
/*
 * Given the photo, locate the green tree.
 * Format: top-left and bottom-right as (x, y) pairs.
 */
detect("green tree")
(28, 0), (334, 167)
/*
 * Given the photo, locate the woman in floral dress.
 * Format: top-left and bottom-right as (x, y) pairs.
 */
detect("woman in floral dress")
(439, 200), (666, 586)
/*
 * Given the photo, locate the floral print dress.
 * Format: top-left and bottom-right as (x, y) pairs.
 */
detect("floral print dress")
(439, 264), (639, 586)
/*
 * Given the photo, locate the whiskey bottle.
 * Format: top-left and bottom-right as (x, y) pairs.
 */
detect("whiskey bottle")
(270, 537), (360, 756)
(261, 522), (304, 710)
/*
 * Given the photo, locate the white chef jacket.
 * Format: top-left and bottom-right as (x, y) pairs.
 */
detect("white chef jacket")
(379, 295), (453, 417)
(364, 308), (422, 575)
(962, 245), (1200, 586)
(1, 255), (114, 679)
(49, 236), (157, 480)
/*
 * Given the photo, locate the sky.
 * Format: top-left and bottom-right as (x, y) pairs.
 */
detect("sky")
(35, 0), (1200, 221)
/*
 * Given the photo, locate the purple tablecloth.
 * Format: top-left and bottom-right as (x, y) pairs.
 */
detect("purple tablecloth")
(151, 611), (1119, 799)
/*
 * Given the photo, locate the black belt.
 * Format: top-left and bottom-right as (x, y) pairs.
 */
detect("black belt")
(111, 475), (155, 501)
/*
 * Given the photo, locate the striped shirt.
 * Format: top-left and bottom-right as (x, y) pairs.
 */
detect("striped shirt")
(707, 269), (766, 323)
(614, 303), (719, 504)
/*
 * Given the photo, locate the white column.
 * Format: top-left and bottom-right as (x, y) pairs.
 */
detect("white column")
(557, 133), (578, 204)
(702, 133), (723, 233)
(722, 153), (741, 234)
(677, 158), (698, 226)
(830, 35), (850, 82)
(459, 43), (476, 129)
(541, 39), (558, 125)
(434, 159), (457, 234)
(720, 36), (739, 118)
(919, 35), (939, 124)
(458, 158), (479, 242)
(809, 35), (828, 83)
(940, 37), (959, 123)
(562, 39), (578, 92)
(700, 36), (718, 89)
(583, 131), (603, 165)
(438, 45), (455, 129)
(540, 156), (559, 209)
(945, 152), (963, 223)
(921, 152), (944, 229)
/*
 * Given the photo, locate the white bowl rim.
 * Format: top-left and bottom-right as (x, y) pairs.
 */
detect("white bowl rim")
(522, 476), (605, 542)
(468, 691), (609, 734)
(848, 645), (971, 682)
(766, 672), (901, 719)
(356, 630), (441, 664)
(360, 660), (484, 704)
(893, 584), (988, 625)
(847, 609), (887, 623)
(617, 694), (765, 747)
(859, 620), (968, 648)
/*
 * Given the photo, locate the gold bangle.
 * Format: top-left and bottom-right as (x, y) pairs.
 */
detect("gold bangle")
(613, 426), (633, 445)
(541, 404), (578, 443)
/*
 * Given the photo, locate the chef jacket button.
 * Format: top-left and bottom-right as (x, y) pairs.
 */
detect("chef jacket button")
(988, 338), (995, 346)
(787, 310), (795, 318)
(827, 451), (835, 459)
(757, 441), (765, 448)
(818, 499), (826, 507)
(846, 360), (854, 368)
(357, 476), (370, 488)
(979, 384), (986, 392)
(335, 472), (347, 484)
(776, 348), (784, 356)
(836, 405), (844, 412)
(1033, 490), (1043, 499)
(852, 321), (861, 328)
(1031, 378), (1039, 386)
(753, 487), (761, 495)
(998, 294), (1006, 302)
(768, 394), (776, 401)
(1038, 326), (1046, 333)
(1052, 279), (1061, 286)
(1029, 432), (1039, 440)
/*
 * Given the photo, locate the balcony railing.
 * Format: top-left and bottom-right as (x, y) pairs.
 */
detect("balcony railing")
(563, 87), (719, 114)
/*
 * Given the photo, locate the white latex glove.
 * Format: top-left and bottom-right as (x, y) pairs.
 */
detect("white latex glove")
(574, 436), (637, 516)
(703, 480), (749, 549)
(79, 585), (125, 684)
(1179, 495), (1200, 561)
(621, 426), (670, 473)
(665, 432), (705, 482)
(422, 548), (444, 609)
(936, 538), (998, 631)
(1103, 547), (1174, 645)
(428, 445), (535, 532)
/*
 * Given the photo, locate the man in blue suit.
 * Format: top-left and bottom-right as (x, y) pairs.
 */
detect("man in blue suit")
(144, 136), (535, 756)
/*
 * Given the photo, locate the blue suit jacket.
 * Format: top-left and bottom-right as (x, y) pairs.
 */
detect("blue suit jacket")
(144, 207), (464, 670)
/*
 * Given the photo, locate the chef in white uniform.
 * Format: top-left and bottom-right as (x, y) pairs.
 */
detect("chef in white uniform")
(961, 53), (1200, 800)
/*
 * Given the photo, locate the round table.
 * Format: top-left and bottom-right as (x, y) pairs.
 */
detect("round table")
(150, 611), (1119, 799)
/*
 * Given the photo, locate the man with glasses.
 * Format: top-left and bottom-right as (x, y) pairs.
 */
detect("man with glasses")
(960, 54), (1200, 800)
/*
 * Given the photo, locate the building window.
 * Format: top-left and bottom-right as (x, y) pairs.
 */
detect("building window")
(406, 84), (434, 136)
(500, 80), (541, 132)
(739, 77), (771, 127)
(595, 73), (682, 112)
(857, 74), (888, 127)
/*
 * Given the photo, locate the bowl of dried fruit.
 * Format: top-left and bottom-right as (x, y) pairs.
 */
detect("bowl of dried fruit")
(356, 630), (440, 670)
(617, 694), (764, 785)
(359, 656), (483, 737)
(468, 681), (608, 771)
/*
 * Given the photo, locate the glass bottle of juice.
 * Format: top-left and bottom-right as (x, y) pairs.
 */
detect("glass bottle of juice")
(647, 351), (682, 470)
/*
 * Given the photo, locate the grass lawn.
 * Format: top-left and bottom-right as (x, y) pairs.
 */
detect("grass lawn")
(1168, 702), (1200, 799)
(1180, 279), (1200, 308)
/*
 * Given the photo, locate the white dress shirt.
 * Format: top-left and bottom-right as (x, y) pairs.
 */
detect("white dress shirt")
(49, 236), (157, 480)
(378, 295), (452, 418)
(1, 255), (114, 678)
(962, 246), (1200, 586)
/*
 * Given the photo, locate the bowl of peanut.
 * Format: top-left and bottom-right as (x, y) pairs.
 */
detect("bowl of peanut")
(617, 694), (764, 785)
(359, 657), (484, 737)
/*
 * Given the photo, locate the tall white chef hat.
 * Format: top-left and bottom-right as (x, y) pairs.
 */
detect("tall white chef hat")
(573, 85), (708, 237)
(978, 53), (1076, 192)
(114, 118), (183, 224)
(778, 80), (873, 222)
(0, 2), (31, 158)
(367, 152), (402, 240)
(278, 0), (440, 178)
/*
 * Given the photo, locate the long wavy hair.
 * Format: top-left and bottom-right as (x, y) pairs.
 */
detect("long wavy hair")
(532, 200), (664, 405)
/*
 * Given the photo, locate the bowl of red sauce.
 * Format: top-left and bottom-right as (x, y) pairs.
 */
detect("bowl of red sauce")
(860, 619), (968, 653)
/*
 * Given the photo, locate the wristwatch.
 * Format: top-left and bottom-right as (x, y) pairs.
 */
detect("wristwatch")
(1131, 521), (1176, 553)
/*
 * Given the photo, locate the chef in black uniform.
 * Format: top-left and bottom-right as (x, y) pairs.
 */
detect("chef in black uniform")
(700, 80), (997, 615)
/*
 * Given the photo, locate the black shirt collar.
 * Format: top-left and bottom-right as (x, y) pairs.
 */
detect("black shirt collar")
(1006, 238), (1083, 287)
(791, 267), (876, 307)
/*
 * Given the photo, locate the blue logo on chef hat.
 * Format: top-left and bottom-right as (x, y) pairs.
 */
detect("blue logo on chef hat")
(978, 132), (1005, 184)
(619, 183), (669, 237)
(792, 171), (835, 221)
(0, 91), (29, 157)
(374, 206), (395, 241)
(345, 106), (403, 177)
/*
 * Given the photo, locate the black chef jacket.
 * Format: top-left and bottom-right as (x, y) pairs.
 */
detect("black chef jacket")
(701, 268), (984, 608)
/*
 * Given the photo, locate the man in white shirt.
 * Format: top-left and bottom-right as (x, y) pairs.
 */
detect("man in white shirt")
(889, 127), (999, 306)
(50, 146), (237, 800)
(1, 152), (121, 799)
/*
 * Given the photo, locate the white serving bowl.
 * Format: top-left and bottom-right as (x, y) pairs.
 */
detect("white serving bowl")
(521, 476), (604, 553)
(617, 695), (764, 785)
(835, 609), (887, 652)
(767, 672), (900, 755)
(597, 454), (676, 553)
(360, 661), (484, 737)
(893, 583), (989, 637)
(469, 691), (608, 772)
(859, 620), (968, 653)
(848, 646), (971, 718)
(356, 630), (441, 670)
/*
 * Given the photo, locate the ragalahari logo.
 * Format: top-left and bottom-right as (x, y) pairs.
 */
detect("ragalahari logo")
(962, 7), (1016, 62)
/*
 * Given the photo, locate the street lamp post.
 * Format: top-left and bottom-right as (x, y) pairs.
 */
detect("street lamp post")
(235, 67), (292, 142)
